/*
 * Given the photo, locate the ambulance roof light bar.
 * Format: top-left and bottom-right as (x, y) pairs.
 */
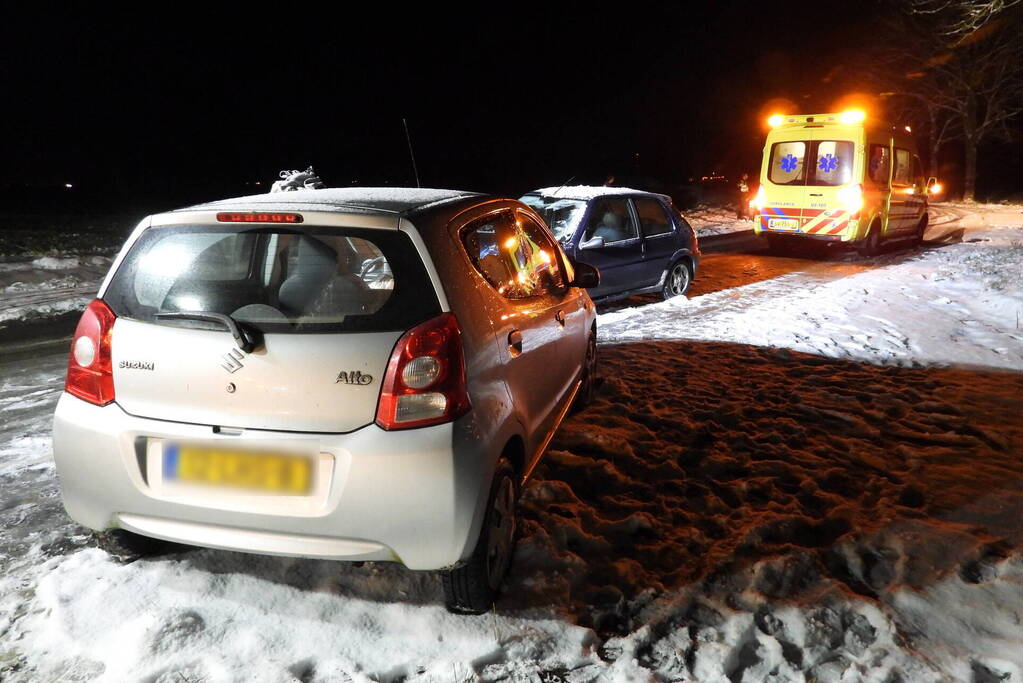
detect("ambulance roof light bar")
(767, 110), (867, 128)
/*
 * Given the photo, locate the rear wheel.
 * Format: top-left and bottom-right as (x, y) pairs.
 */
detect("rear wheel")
(765, 233), (786, 254)
(661, 260), (692, 300)
(572, 329), (597, 412)
(858, 221), (882, 257)
(442, 460), (518, 614)
(910, 215), (928, 247)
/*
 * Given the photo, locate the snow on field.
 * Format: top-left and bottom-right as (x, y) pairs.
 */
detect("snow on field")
(0, 255), (110, 325)
(683, 205), (755, 238)
(601, 224), (1023, 370)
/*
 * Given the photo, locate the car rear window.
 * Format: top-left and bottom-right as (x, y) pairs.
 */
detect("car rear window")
(769, 140), (855, 187)
(104, 225), (441, 333)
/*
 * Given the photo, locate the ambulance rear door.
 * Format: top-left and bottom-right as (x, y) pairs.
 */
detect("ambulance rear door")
(800, 129), (859, 236)
(762, 129), (807, 233)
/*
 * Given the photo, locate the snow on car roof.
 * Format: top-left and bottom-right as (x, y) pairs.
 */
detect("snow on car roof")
(527, 185), (667, 201)
(177, 187), (483, 215)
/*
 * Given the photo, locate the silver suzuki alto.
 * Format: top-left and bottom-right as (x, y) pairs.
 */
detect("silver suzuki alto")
(52, 187), (599, 613)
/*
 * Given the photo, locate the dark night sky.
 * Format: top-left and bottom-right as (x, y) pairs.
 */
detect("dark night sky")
(2, 3), (924, 207)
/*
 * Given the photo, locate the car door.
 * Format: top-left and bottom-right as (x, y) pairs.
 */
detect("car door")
(574, 196), (644, 297)
(633, 196), (677, 286)
(458, 209), (578, 452)
(889, 147), (916, 233)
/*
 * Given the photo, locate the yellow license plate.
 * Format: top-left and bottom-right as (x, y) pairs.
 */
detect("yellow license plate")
(163, 444), (312, 494)
(768, 218), (800, 230)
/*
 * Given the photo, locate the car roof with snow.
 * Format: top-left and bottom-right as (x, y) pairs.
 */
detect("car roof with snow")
(525, 185), (672, 203)
(174, 187), (487, 217)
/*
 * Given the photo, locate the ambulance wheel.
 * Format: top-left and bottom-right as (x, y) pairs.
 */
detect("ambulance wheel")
(910, 215), (928, 247)
(441, 460), (518, 614)
(858, 221), (882, 257)
(662, 260), (692, 299)
(765, 233), (786, 254)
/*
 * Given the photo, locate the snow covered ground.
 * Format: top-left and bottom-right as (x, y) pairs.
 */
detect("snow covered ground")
(1, 205), (1023, 681)
(0, 255), (111, 326)
(601, 220), (1023, 371)
(682, 205), (754, 238)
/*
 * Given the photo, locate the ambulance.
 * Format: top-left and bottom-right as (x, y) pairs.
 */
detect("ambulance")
(752, 110), (935, 255)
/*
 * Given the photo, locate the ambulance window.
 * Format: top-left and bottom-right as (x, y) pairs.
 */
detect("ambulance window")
(809, 141), (854, 187)
(769, 141), (806, 185)
(868, 145), (891, 186)
(893, 148), (912, 186)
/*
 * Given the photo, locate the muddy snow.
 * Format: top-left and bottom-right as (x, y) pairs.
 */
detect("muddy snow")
(1, 207), (1022, 681)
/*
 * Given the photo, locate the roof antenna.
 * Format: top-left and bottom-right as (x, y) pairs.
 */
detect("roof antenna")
(551, 175), (575, 197)
(403, 118), (421, 188)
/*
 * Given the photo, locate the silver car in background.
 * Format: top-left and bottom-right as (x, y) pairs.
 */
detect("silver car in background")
(52, 187), (599, 613)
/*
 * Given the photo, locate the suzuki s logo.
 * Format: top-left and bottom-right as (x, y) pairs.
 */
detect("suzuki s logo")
(221, 348), (245, 374)
(336, 370), (373, 385)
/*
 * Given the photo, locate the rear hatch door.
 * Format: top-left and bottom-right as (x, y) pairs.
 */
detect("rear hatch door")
(800, 130), (858, 235)
(102, 217), (441, 433)
(762, 129), (807, 232)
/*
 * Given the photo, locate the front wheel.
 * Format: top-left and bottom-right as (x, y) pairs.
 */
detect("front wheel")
(441, 461), (518, 614)
(857, 221), (883, 257)
(661, 260), (692, 300)
(95, 529), (177, 562)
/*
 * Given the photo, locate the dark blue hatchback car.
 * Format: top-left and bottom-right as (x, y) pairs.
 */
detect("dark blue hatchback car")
(520, 186), (700, 302)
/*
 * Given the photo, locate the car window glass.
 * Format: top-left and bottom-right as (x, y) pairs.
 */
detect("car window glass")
(581, 198), (637, 243)
(912, 155), (924, 187)
(634, 198), (673, 237)
(869, 145), (890, 186)
(104, 226), (437, 333)
(517, 214), (566, 291)
(809, 140), (854, 187)
(518, 195), (587, 243)
(893, 148), (912, 185)
(769, 141), (806, 185)
(462, 212), (547, 299)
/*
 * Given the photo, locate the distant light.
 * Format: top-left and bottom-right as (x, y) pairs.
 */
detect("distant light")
(768, 114), (785, 128)
(839, 109), (866, 125)
(64, 183), (73, 189)
(905, 125), (912, 133)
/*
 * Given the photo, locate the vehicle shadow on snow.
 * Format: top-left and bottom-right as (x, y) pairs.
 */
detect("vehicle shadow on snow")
(502, 340), (1023, 637)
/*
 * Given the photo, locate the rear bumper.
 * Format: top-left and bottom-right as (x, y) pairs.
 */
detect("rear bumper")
(754, 214), (863, 242)
(52, 393), (491, 570)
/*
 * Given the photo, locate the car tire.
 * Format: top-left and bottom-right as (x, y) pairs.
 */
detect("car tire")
(858, 221), (882, 257)
(910, 215), (928, 247)
(765, 233), (786, 254)
(441, 460), (518, 614)
(572, 329), (597, 412)
(96, 528), (176, 563)
(661, 260), (692, 300)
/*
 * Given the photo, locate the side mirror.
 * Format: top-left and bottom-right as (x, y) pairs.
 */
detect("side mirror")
(578, 236), (605, 250)
(569, 260), (600, 289)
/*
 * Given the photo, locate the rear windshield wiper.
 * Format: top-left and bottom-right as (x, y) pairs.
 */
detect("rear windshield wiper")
(154, 311), (262, 353)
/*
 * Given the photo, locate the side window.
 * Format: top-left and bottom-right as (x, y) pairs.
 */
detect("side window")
(518, 213), (566, 290)
(462, 212), (546, 299)
(581, 198), (638, 243)
(893, 148), (912, 186)
(769, 141), (806, 185)
(912, 155), (924, 188)
(809, 140), (854, 187)
(634, 198), (674, 237)
(868, 145), (891, 186)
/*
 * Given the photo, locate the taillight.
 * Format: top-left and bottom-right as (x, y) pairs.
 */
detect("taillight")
(376, 313), (471, 430)
(65, 299), (117, 406)
(751, 185), (766, 211)
(837, 183), (863, 215)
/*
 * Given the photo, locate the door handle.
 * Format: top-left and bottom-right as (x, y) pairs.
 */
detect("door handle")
(508, 329), (523, 355)
(554, 310), (566, 326)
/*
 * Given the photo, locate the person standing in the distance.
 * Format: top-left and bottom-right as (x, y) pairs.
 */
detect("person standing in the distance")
(735, 173), (751, 220)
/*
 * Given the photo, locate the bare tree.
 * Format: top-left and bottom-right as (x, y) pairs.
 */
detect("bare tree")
(891, 1), (1023, 200)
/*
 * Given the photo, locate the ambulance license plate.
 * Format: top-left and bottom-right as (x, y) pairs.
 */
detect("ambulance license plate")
(162, 443), (312, 494)
(768, 218), (800, 231)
